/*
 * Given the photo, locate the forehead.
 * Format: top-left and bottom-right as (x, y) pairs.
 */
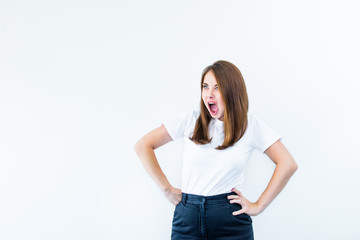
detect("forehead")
(203, 71), (217, 84)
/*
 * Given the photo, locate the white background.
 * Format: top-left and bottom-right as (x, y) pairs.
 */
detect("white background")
(1, 0), (359, 239)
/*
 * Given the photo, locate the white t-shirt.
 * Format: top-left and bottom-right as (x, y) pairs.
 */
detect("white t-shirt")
(162, 109), (282, 196)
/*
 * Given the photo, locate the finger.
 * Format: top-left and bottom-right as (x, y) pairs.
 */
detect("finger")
(238, 209), (246, 215)
(227, 195), (240, 199)
(229, 199), (241, 204)
(231, 188), (243, 198)
(232, 209), (246, 215)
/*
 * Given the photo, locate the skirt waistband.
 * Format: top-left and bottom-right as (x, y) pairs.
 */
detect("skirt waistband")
(181, 191), (238, 205)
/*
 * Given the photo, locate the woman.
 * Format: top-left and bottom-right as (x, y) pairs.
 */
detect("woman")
(134, 60), (298, 240)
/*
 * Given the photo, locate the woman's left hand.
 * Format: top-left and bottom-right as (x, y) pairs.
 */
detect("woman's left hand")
(227, 188), (262, 216)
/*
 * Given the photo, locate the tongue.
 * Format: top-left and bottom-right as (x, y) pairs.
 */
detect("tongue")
(210, 104), (218, 113)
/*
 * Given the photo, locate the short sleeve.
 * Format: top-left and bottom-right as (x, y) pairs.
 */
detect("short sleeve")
(161, 110), (194, 141)
(251, 114), (283, 153)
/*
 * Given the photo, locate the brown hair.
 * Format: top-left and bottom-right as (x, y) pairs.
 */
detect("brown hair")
(189, 60), (249, 150)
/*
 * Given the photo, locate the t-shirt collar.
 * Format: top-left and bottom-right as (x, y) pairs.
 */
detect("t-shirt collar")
(213, 117), (224, 127)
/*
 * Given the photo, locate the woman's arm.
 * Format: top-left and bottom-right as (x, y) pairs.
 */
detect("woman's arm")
(228, 139), (298, 216)
(134, 125), (182, 205)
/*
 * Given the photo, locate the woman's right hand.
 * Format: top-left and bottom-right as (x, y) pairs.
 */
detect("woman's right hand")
(163, 185), (182, 206)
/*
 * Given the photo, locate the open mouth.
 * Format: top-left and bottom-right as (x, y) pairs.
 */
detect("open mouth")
(208, 102), (218, 115)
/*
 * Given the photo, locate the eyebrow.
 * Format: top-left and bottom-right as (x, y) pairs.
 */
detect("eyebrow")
(202, 83), (218, 86)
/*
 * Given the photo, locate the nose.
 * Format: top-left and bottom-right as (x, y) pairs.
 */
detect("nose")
(208, 88), (215, 98)
(208, 90), (215, 99)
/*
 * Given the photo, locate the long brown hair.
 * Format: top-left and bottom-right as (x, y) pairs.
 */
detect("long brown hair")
(189, 60), (249, 150)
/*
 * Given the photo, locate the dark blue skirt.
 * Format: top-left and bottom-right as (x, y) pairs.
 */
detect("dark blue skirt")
(171, 192), (254, 240)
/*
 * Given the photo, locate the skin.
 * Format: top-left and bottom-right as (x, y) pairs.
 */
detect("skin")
(202, 70), (225, 121)
(134, 75), (298, 217)
(228, 139), (298, 216)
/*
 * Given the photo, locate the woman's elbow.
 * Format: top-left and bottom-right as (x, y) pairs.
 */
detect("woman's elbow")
(134, 139), (144, 153)
(290, 159), (298, 173)
(280, 158), (298, 174)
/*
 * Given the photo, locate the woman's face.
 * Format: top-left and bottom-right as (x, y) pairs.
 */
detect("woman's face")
(202, 71), (225, 121)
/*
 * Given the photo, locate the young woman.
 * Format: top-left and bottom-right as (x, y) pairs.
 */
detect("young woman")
(134, 60), (298, 240)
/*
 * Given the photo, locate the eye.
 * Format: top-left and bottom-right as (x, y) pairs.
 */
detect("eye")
(202, 85), (208, 89)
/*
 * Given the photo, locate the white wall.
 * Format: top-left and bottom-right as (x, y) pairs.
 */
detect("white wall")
(1, 0), (359, 239)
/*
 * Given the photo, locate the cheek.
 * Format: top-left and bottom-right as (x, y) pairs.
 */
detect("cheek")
(202, 93), (206, 102)
(219, 102), (225, 110)
(217, 95), (224, 109)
